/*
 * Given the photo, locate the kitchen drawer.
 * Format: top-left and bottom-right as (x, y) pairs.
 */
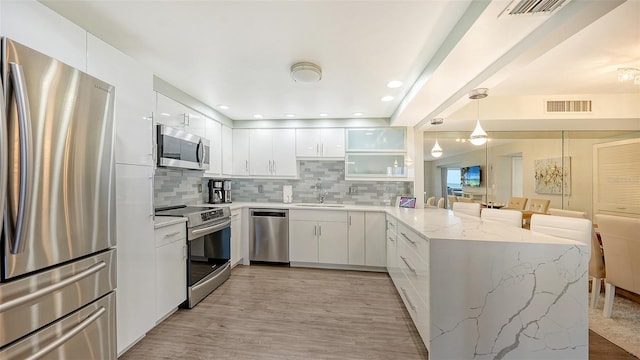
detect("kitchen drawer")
(395, 270), (428, 346)
(289, 209), (347, 222)
(397, 222), (428, 262)
(397, 234), (428, 304)
(154, 223), (186, 248)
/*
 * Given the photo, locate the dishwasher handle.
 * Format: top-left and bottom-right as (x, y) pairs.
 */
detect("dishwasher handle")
(250, 209), (288, 217)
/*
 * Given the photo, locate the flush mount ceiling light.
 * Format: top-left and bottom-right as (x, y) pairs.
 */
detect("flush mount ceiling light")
(431, 139), (443, 158)
(617, 67), (640, 85)
(469, 88), (488, 146)
(386, 80), (403, 88)
(381, 95), (394, 102)
(290, 62), (322, 83)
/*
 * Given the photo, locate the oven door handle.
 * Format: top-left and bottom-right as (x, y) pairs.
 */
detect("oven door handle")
(189, 219), (231, 239)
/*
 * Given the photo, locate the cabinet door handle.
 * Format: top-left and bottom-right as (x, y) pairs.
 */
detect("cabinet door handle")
(400, 256), (416, 273)
(149, 176), (154, 218)
(273, 160), (276, 174)
(401, 232), (417, 245)
(245, 160), (249, 173)
(316, 144), (319, 156)
(321, 144), (324, 156)
(164, 231), (181, 238)
(400, 287), (417, 311)
(388, 236), (395, 243)
(349, 215), (351, 226)
(313, 225), (317, 236)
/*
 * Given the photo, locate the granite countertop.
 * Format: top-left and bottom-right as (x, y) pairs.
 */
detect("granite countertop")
(154, 216), (187, 229)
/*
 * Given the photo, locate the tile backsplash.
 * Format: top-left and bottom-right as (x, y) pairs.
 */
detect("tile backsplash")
(154, 160), (413, 207)
(154, 168), (206, 208)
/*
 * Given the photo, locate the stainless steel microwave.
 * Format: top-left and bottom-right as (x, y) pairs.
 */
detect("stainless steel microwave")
(157, 124), (210, 170)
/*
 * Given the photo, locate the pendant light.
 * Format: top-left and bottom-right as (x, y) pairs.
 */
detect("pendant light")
(469, 88), (488, 146)
(431, 139), (443, 158)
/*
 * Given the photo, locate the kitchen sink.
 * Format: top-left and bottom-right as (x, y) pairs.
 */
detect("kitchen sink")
(293, 203), (345, 208)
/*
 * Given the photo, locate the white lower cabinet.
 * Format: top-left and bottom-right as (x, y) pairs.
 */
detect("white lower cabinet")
(289, 210), (348, 265)
(289, 220), (319, 263)
(348, 212), (365, 265)
(348, 211), (386, 267)
(318, 222), (348, 264)
(154, 223), (186, 322)
(290, 210), (384, 268)
(230, 209), (243, 266)
(365, 212), (386, 266)
(115, 164), (155, 355)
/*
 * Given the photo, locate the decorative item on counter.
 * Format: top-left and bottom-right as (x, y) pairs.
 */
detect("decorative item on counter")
(283, 185), (293, 203)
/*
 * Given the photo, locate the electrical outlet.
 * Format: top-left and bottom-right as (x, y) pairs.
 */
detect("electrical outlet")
(349, 186), (358, 195)
(197, 184), (202, 193)
(258, 185), (264, 193)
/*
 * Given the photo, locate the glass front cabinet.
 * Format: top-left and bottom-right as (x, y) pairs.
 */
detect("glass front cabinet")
(344, 128), (407, 179)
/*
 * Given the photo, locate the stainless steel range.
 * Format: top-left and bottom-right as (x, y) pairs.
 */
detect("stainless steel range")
(155, 205), (231, 308)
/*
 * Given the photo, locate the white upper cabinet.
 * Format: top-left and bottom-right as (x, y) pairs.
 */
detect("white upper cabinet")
(232, 129), (251, 176)
(296, 128), (345, 158)
(155, 93), (206, 137)
(222, 125), (233, 175)
(86, 34), (154, 167)
(346, 128), (406, 152)
(1, 1), (87, 71)
(205, 119), (222, 176)
(249, 129), (296, 177)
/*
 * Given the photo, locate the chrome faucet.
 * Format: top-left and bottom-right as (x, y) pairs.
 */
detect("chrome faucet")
(319, 191), (327, 204)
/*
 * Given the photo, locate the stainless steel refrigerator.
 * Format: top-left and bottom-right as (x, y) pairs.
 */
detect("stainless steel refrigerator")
(0, 38), (117, 359)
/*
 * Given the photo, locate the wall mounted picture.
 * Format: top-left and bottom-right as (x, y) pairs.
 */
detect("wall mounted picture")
(534, 157), (571, 194)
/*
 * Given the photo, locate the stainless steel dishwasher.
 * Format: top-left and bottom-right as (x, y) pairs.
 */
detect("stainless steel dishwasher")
(250, 209), (289, 263)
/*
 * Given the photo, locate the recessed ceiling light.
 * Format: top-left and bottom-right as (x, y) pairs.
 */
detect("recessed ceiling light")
(386, 80), (403, 88)
(253, 114), (263, 119)
(217, 104), (229, 110)
(160, 112), (170, 117)
(352, 112), (364, 116)
(319, 113), (329, 117)
(285, 113), (296, 118)
(381, 95), (394, 102)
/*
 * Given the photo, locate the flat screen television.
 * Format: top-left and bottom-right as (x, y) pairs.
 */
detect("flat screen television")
(460, 165), (481, 187)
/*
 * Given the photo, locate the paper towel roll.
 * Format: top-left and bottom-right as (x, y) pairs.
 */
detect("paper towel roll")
(283, 185), (293, 203)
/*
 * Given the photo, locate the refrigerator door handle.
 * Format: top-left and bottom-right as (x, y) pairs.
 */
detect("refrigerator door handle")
(0, 261), (106, 313)
(7, 62), (34, 255)
(24, 306), (106, 360)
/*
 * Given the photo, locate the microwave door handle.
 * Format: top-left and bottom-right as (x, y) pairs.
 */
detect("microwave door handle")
(0, 71), (7, 238)
(7, 63), (34, 255)
(196, 138), (204, 168)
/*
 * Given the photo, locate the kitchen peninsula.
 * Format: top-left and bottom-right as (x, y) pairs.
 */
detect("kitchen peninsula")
(385, 206), (589, 360)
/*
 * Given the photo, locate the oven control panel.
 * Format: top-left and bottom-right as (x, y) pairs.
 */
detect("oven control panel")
(201, 209), (224, 221)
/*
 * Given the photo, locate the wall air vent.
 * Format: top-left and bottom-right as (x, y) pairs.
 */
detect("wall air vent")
(500, 0), (571, 16)
(545, 100), (592, 113)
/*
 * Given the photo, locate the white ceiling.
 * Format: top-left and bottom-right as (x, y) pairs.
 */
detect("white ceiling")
(41, 0), (640, 128)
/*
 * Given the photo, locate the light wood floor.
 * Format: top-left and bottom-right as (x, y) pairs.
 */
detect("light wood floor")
(120, 265), (637, 360)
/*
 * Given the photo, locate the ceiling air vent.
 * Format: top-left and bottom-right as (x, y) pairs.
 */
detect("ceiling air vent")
(501, 0), (571, 16)
(545, 100), (592, 113)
